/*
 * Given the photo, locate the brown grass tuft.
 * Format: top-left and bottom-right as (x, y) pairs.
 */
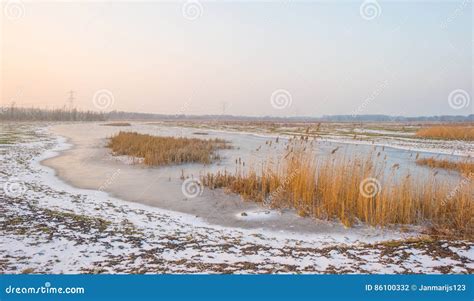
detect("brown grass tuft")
(415, 125), (474, 141)
(202, 144), (473, 238)
(416, 157), (474, 176)
(108, 131), (230, 166)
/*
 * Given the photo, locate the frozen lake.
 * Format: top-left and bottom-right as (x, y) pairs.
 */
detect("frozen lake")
(41, 122), (468, 233)
(1, 122), (472, 274)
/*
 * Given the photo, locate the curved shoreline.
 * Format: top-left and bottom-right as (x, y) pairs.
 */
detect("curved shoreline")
(39, 123), (417, 242)
(4, 122), (473, 274)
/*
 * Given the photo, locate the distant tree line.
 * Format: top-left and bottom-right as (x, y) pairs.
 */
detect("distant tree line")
(0, 106), (105, 121)
(108, 111), (473, 123)
(1, 107), (472, 123)
(318, 114), (474, 122)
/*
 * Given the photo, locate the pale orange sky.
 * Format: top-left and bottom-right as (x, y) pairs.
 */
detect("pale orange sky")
(1, 1), (472, 116)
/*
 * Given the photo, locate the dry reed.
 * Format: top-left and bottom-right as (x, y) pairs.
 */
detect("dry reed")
(202, 143), (473, 238)
(415, 125), (474, 141)
(416, 157), (474, 176)
(108, 131), (230, 166)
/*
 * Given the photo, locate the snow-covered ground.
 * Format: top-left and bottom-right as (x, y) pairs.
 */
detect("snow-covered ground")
(1, 123), (473, 274)
(165, 122), (474, 157)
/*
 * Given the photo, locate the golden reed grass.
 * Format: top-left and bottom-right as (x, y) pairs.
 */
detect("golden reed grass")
(415, 124), (474, 141)
(108, 131), (230, 165)
(202, 143), (473, 238)
(416, 157), (474, 176)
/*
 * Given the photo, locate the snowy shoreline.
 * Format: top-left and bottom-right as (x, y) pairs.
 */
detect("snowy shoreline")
(1, 123), (473, 274)
(38, 125), (407, 244)
(156, 124), (473, 158)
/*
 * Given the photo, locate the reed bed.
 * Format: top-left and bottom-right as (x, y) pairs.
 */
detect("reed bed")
(416, 157), (474, 176)
(415, 125), (474, 141)
(202, 143), (473, 238)
(108, 131), (230, 166)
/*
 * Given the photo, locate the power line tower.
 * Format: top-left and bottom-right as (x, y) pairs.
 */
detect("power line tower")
(67, 90), (75, 110)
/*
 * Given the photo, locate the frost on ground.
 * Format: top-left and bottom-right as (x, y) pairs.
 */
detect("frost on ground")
(0, 124), (473, 274)
(159, 122), (474, 157)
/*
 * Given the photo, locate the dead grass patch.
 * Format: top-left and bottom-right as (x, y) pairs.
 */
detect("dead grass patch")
(415, 125), (474, 141)
(107, 131), (230, 166)
(416, 157), (474, 176)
